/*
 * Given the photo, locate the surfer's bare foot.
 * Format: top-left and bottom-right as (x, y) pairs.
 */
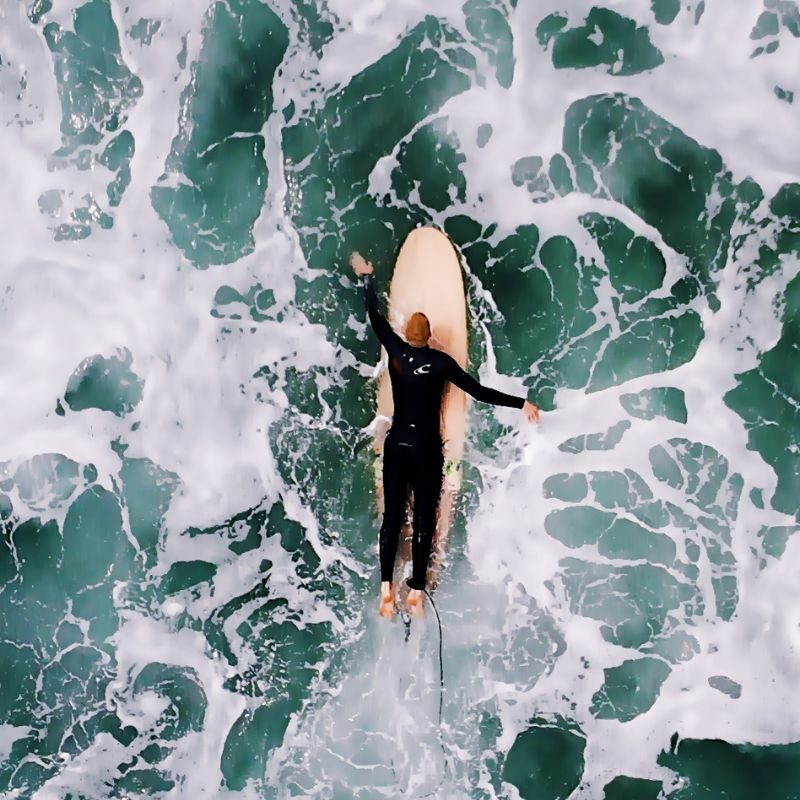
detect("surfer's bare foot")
(379, 582), (395, 619)
(406, 588), (425, 619)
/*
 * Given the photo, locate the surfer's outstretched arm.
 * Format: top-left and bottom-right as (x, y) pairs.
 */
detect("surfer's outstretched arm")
(445, 356), (540, 422)
(363, 277), (404, 354)
(446, 357), (526, 408)
(351, 253), (405, 355)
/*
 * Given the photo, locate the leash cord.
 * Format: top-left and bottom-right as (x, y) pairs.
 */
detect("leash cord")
(423, 588), (445, 732)
(390, 589), (448, 797)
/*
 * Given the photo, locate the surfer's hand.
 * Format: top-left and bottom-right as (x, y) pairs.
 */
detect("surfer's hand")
(523, 400), (540, 423)
(351, 252), (373, 276)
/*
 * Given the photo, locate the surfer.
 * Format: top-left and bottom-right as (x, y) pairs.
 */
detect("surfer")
(351, 253), (539, 619)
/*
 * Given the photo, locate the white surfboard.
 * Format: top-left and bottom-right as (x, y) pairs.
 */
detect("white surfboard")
(374, 226), (469, 592)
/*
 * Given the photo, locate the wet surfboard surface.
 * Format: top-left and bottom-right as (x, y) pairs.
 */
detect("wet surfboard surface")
(373, 226), (469, 594)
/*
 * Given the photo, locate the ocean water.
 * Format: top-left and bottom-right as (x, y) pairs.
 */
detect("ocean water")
(1, 0), (799, 797)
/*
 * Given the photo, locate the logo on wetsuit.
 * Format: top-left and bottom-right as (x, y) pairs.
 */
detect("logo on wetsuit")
(413, 363), (431, 376)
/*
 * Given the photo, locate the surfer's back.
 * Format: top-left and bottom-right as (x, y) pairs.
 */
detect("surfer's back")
(386, 344), (453, 443)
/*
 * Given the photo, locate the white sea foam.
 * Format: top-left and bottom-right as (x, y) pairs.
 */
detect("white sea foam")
(2, 0), (798, 797)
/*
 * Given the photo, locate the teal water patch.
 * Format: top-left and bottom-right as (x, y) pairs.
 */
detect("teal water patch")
(658, 737), (800, 798)
(650, 439), (743, 518)
(129, 17), (161, 46)
(559, 420), (631, 453)
(173, 501), (338, 790)
(269, 407), (375, 557)
(392, 118), (467, 213)
(758, 524), (800, 560)
(620, 387), (687, 422)
(12, 454), (81, 512)
(545, 505), (612, 548)
(109, 500), (345, 792)
(752, 9), (782, 38)
(151, 0), (289, 267)
(289, 0), (335, 56)
(463, 0), (515, 88)
(546, 505), (675, 564)
(28, 0), (53, 23)
(708, 675), (742, 698)
(222, 701), (297, 791)
(511, 155), (552, 202)
(120, 457), (179, 565)
(559, 557), (700, 660)
(0, 443), (200, 799)
(446, 221), (600, 408)
(536, 13), (568, 48)
(649, 438), (742, 619)
(543, 472), (588, 503)
(548, 153), (574, 196)
(452, 91), (796, 418)
(745, 183), (800, 287)
(580, 213), (703, 396)
(0, 485), (145, 797)
(502, 716), (585, 800)
(695, 1), (707, 24)
(591, 656), (671, 721)
(599, 517), (676, 565)
(469, 713), (504, 798)
(590, 310), (703, 392)
(0, 493), (13, 525)
(161, 560), (217, 595)
(544, 454), (737, 656)
(651, 0), (681, 25)
(62, 486), (126, 592)
(725, 267), (800, 520)
(604, 774), (663, 799)
(211, 283), (276, 321)
(283, 15), (473, 281)
(100, 129), (135, 206)
(581, 212), (666, 305)
(41, 0), (141, 238)
(64, 350), (143, 415)
(750, 0), (800, 57)
(538, 8), (664, 76)
(114, 662), (208, 795)
(563, 93), (743, 309)
(446, 192), (701, 405)
(589, 470), (668, 526)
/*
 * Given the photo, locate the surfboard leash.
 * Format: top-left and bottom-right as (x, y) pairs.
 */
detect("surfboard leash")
(390, 589), (449, 797)
(401, 610), (412, 643)
(423, 588), (445, 734)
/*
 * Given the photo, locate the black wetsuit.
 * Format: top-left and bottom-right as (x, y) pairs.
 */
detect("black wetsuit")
(364, 276), (525, 590)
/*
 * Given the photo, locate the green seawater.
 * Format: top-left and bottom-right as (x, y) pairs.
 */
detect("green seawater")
(1, 0), (799, 798)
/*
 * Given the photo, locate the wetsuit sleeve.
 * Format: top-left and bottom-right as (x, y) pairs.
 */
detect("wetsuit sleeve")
(364, 276), (404, 356)
(445, 356), (526, 409)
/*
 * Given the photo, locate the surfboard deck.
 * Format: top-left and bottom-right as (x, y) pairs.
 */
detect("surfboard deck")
(373, 226), (469, 594)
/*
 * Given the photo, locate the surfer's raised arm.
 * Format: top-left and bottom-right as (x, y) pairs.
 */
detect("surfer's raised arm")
(351, 253), (404, 355)
(445, 356), (540, 423)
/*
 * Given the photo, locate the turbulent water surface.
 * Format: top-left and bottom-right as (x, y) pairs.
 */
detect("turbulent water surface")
(1, 0), (800, 797)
